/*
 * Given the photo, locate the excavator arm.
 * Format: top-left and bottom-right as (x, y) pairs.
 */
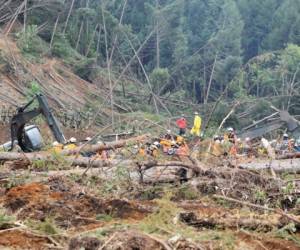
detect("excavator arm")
(238, 110), (300, 140)
(10, 94), (66, 151)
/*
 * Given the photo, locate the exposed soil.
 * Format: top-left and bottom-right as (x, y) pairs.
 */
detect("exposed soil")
(0, 230), (52, 250)
(1, 177), (152, 229)
(236, 232), (300, 250)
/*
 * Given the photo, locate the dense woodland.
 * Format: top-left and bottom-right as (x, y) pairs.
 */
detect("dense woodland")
(1, 0), (300, 124)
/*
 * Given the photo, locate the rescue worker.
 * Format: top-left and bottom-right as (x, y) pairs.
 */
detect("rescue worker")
(227, 127), (236, 144)
(294, 137), (300, 152)
(64, 137), (77, 150)
(148, 144), (159, 157)
(244, 137), (253, 157)
(288, 138), (295, 153)
(160, 138), (172, 153)
(176, 114), (187, 136)
(225, 128), (237, 156)
(212, 135), (223, 156)
(52, 141), (63, 153)
(282, 133), (289, 148)
(190, 112), (201, 137)
(164, 130), (174, 140)
(213, 135), (221, 144)
(276, 133), (289, 154)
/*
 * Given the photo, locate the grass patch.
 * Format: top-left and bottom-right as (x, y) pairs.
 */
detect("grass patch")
(172, 184), (199, 201)
(26, 218), (61, 236)
(96, 214), (113, 222)
(0, 209), (16, 229)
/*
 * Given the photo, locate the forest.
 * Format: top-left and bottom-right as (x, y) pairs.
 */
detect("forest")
(1, 0), (300, 122)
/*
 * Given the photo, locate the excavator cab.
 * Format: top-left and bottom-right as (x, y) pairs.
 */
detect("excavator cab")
(23, 125), (44, 151)
(10, 94), (66, 152)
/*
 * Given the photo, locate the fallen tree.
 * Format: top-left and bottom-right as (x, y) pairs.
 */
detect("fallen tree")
(0, 152), (202, 176)
(239, 158), (300, 174)
(61, 134), (150, 155)
(0, 152), (112, 168)
(138, 160), (204, 174)
(277, 152), (300, 160)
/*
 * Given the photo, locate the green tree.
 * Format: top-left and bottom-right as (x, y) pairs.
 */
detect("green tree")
(150, 68), (170, 94)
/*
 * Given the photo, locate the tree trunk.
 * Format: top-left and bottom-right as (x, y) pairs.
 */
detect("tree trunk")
(62, 134), (149, 155)
(155, 0), (160, 68)
(63, 0), (75, 34)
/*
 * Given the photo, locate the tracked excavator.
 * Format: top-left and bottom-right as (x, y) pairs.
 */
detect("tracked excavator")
(7, 94), (66, 152)
(238, 109), (300, 140)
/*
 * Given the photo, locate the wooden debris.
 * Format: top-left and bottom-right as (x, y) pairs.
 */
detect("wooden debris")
(61, 134), (150, 155)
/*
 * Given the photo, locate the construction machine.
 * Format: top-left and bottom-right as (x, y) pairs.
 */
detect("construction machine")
(8, 94), (66, 152)
(238, 109), (300, 140)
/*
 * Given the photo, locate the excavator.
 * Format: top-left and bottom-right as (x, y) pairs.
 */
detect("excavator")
(238, 108), (300, 140)
(7, 94), (66, 152)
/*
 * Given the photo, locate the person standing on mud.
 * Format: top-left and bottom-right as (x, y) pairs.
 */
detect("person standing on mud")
(176, 114), (187, 136)
(190, 112), (202, 137)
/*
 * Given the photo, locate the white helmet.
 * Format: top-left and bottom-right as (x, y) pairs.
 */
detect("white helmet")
(194, 111), (199, 115)
(69, 137), (77, 143)
(52, 141), (59, 146)
(283, 133), (289, 138)
(227, 127), (234, 132)
(85, 137), (92, 141)
(167, 130), (171, 134)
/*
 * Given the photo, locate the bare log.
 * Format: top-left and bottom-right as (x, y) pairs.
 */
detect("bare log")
(139, 160), (203, 174)
(0, 152), (112, 168)
(239, 158), (300, 173)
(62, 134), (150, 155)
(277, 152), (300, 160)
(179, 211), (279, 231)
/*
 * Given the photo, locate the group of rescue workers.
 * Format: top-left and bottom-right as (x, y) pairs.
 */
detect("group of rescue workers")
(212, 128), (300, 157)
(137, 112), (202, 158)
(51, 111), (299, 160)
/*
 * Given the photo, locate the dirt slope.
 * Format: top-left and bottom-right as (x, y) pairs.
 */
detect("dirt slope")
(0, 34), (103, 110)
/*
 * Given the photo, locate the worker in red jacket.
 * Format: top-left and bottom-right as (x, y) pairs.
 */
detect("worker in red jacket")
(176, 114), (187, 136)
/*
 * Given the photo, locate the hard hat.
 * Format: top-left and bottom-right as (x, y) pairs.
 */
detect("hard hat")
(213, 135), (219, 139)
(150, 145), (157, 150)
(52, 141), (59, 146)
(85, 137), (92, 141)
(153, 141), (160, 146)
(181, 114), (185, 117)
(167, 129), (171, 134)
(133, 145), (139, 149)
(227, 127), (234, 132)
(69, 137), (77, 143)
(194, 111), (199, 115)
(283, 133), (289, 138)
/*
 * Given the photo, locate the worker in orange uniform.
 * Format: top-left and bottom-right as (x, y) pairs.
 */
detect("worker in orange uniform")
(176, 114), (187, 136)
(190, 112), (201, 137)
(51, 141), (63, 153)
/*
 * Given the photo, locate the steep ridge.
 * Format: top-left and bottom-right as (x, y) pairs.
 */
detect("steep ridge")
(0, 34), (103, 110)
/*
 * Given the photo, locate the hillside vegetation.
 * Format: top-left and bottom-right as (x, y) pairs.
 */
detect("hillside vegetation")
(0, 0), (299, 129)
